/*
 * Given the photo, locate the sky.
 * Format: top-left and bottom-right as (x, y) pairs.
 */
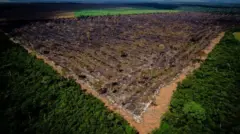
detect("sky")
(1, 0), (240, 3)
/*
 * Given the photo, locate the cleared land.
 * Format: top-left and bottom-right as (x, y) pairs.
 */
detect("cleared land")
(7, 12), (240, 119)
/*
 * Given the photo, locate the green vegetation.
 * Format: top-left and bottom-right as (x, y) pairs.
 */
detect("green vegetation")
(74, 6), (240, 17)
(153, 31), (240, 134)
(74, 7), (179, 17)
(233, 32), (240, 41)
(0, 33), (136, 134)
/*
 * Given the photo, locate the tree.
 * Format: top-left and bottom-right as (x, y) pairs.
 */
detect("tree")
(183, 101), (206, 123)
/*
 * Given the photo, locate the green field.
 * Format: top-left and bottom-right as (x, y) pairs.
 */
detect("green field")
(153, 31), (240, 134)
(74, 6), (240, 17)
(74, 7), (179, 17)
(233, 32), (240, 41)
(0, 33), (136, 134)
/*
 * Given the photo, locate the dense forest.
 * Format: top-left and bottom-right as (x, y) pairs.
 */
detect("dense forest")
(153, 31), (240, 134)
(0, 33), (136, 134)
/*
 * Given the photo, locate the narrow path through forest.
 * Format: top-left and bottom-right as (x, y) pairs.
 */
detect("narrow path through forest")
(9, 32), (225, 134)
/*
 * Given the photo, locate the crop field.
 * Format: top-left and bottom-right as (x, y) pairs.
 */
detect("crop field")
(5, 12), (239, 119)
(74, 6), (240, 17)
(74, 7), (179, 17)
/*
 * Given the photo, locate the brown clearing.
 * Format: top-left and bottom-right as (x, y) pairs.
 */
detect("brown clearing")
(6, 12), (237, 133)
(9, 32), (224, 134)
(9, 13), (238, 118)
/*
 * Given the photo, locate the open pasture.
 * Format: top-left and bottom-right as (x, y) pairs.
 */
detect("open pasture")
(74, 7), (179, 17)
(7, 12), (240, 118)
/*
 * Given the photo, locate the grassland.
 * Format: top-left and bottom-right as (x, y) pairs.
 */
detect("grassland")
(74, 6), (240, 17)
(0, 33), (136, 134)
(233, 32), (240, 41)
(74, 7), (179, 17)
(153, 31), (240, 134)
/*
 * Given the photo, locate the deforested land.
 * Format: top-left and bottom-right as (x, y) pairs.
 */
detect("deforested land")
(1, 2), (240, 134)
(6, 12), (240, 118)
